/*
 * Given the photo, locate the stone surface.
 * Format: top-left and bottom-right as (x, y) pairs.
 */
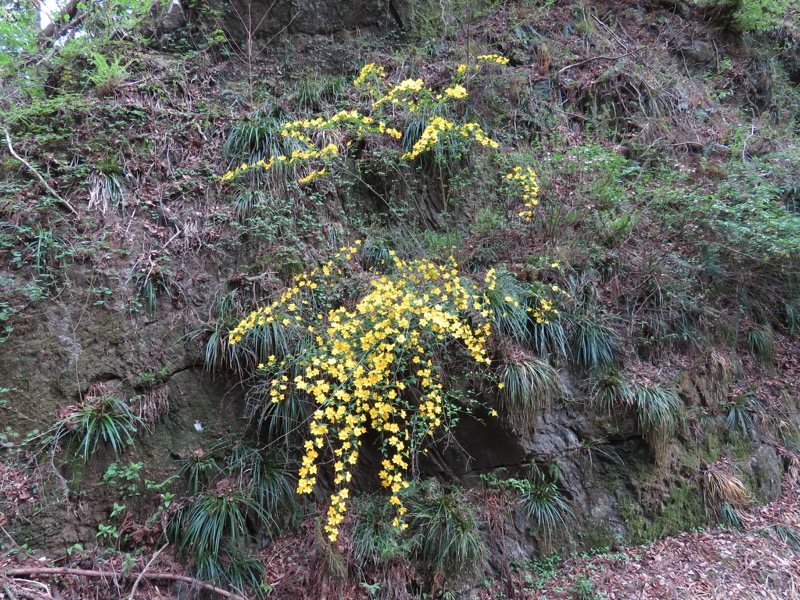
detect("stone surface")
(222, 0), (396, 39)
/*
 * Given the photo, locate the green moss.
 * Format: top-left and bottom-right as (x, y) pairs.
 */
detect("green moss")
(650, 481), (705, 538)
(618, 497), (651, 546)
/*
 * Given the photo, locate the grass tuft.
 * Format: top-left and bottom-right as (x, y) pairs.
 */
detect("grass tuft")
(567, 312), (620, 371)
(406, 481), (485, 583)
(483, 272), (532, 346)
(590, 370), (635, 414)
(225, 443), (298, 532)
(529, 312), (569, 360)
(633, 384), (682, 465)
(498, 355), (563, 432)
(721, 392), (764, 439)
(748, 323), (775, 363)
(46, 385), (142, 463)
(168, 488), (270, 595)
(702, 460), (750, 527)
(771, 522), (800, 552)
(520, 466), (573, 542)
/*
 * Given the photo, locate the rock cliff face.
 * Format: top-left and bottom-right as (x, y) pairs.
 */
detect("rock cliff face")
(222, 0), (398, 38)
(1, 1), (798, 595)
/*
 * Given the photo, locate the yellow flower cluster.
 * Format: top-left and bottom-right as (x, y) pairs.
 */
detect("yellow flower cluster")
(529, 297), (556, 324)
(476, 53), (510, 65)
(220, 62), (506, 186)
(402, 117), (499, 160)
(442, 84), (468, 99)
(354, 63), (387, 86)
(506, 166), (540, 223)
(229, 246), (499, 542)
(282, 110), (403, 141)
(373, 78), (426, 109)
(220, 144), (340, 182)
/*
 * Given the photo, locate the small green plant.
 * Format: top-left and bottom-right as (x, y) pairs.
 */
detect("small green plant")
(529, 312), (568, 359)
(351, 496), (411, 567)
(179, 449), (222, 494)
(590, 371), (634, 415)
(571, 573), (598, 600)
(482, 273), (533, 345)
(770, 523), (800, 552)
(168, 489), (269, 596)
(567, 312), (620, 372)
(133, 266), (172, 315)
(88, 52), (129, 96)
(225, 443), (298, 533)
(720, 392), (764, 439)
(696, 0), (798, 31)
(785, 301), (800, 336)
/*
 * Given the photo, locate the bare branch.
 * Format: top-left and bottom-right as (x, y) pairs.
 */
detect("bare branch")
(2, 127), (80, 217)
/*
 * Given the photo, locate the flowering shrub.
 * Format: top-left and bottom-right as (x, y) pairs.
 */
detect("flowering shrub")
(506, 166), (541, 223)
(220, 57), (507, 184)
(229, 242), (506, 541)
(223, 56), (556, 542)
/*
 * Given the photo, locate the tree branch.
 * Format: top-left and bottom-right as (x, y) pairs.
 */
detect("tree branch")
(2, 127), (80, 217)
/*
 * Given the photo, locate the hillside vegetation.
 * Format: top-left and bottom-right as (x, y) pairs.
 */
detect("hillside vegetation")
(1, 0), (800, 598)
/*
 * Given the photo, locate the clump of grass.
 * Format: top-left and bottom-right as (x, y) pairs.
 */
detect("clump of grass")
(634, 384), (682, 465)
(721, 391), (764, 439)
(519, 465), (573, 542)
(748, 323), (775, 363)
(46, 384), (142, 462)
(179, 448), (222, 494)
(168, 488), (269, 595)
(361, 243), (395, 273)
(224, 112), (297, 167)
(351, 497), (408, 567)
(482, 272), (532, 346)
(770, 522), (800, 552)
(785, 300), (800, 336)
(406, 481), (485, 585)
(702, 460), (750, 528)
(567, 312), (620, 371)
(529, 312), (568, 359)
(246, 380), (310, 445)
(497, 354), (563, 432)
(294, 73), (346, 113)
(225, 443), (298, 532)
(590, 370), (635, 414)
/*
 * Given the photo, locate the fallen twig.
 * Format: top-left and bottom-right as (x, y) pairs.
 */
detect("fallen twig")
(127, 542), (169, 600)
(3, 567), (246, 600)
(2, 127), (80, 218)
(556, 48), (643, 76)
